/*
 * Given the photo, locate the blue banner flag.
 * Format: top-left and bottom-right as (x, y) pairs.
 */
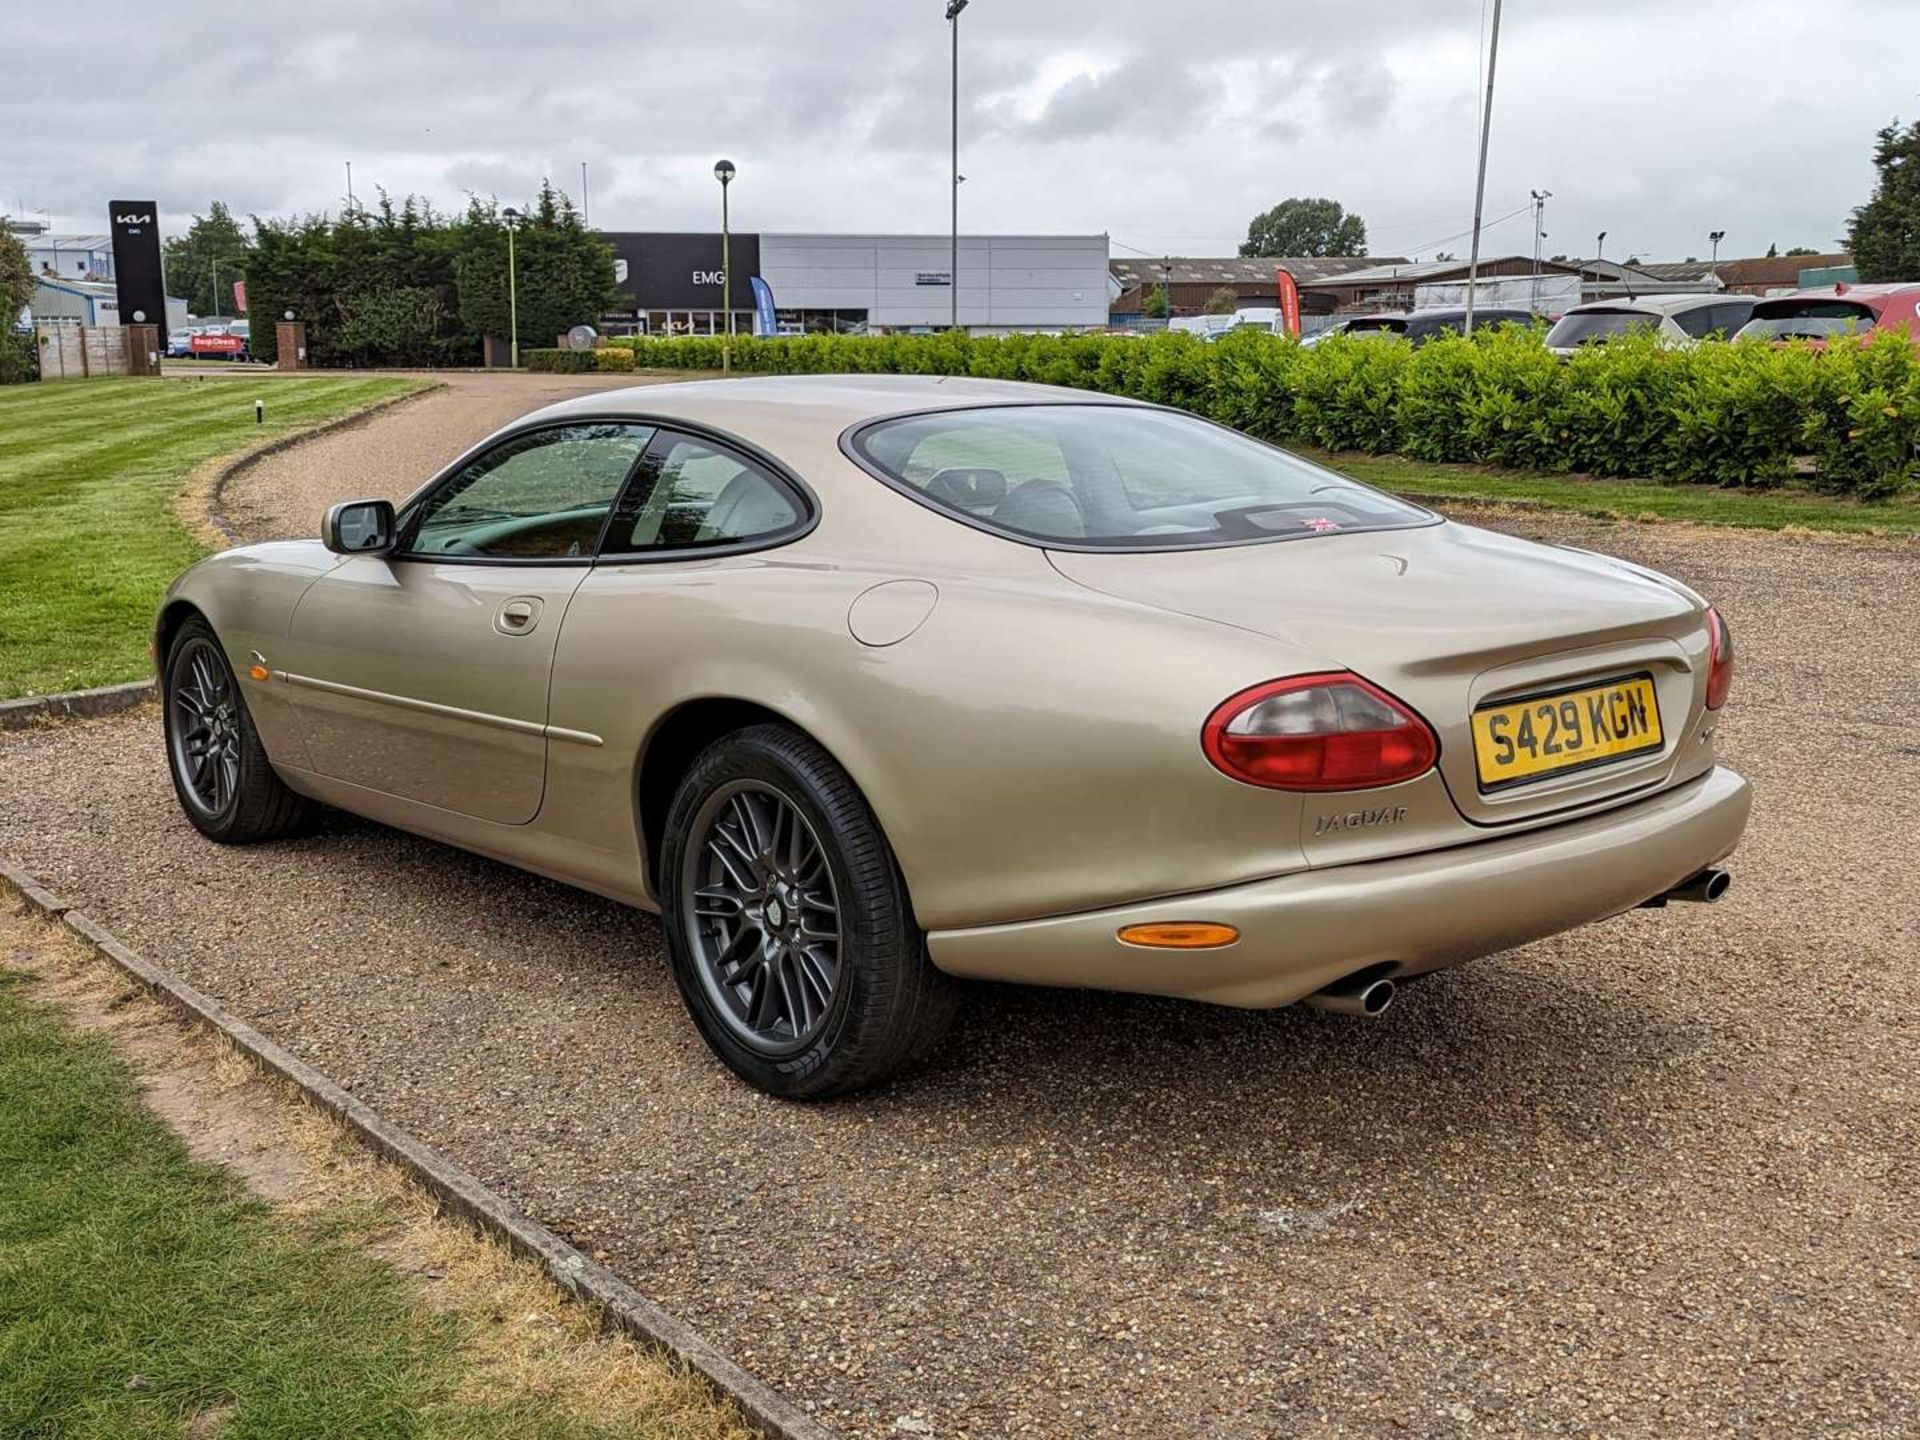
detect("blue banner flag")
(749, 276), (777, 337)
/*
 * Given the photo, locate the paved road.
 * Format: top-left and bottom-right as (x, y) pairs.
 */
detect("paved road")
(4, 382), (1915, 1437)
(220, 370), (663, 540)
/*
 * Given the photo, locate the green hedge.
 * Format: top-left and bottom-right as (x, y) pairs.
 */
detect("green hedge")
(525, 345), (635, 373)
(610, 329), (1920, 497)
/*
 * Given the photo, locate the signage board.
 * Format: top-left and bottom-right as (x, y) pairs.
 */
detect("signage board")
(601, 231), (762, 310)
(191, 332), (246, 356)
(109, 201), (168, 332)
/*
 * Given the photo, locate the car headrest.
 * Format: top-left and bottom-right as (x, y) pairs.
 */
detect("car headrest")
(923, 467), (1008, 509)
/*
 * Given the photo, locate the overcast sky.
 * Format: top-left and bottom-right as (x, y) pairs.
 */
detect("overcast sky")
(8, 0), (1915, 263)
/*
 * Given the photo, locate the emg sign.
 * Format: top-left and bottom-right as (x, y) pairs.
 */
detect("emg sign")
(599, 232), (761, 311)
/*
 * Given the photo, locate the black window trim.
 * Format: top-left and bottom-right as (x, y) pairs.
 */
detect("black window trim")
(389, 414), (818, 568)
(837, 398), (1440, 556)
(593, 422), (819, 565)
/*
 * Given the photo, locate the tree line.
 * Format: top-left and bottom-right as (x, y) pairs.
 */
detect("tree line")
(161, 183), (617, 367)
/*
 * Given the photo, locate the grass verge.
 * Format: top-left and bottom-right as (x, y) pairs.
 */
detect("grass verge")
(1315, 449), (1920, 537)
(0, 375), (428, 699)
(0, 901), (750, 1440)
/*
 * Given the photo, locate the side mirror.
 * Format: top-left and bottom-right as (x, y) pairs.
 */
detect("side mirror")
(323, 499), (396, 555)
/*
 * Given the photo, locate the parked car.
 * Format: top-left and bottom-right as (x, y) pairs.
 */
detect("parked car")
(165, 328), (198, 358)
(1545, 294), (1756, 356)
(155, 376), (1750, 1097)
(1734, 283), (1920, 348)
(1307, 307), (1538, 347)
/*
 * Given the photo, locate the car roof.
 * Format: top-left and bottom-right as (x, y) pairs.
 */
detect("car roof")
(1758, 282), (1920, 306)
(532, 373), (1138, 438)
(1561, 293), (1733, 316)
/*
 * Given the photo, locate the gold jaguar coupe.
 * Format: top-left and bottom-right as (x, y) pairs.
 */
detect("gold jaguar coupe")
(157, 375), (1751, 1097)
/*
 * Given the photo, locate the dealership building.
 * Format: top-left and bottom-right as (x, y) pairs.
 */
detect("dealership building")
(599, 231), (1109, 336)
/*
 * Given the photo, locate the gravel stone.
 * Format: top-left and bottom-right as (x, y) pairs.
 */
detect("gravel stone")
(5, 384), (1915, 1437)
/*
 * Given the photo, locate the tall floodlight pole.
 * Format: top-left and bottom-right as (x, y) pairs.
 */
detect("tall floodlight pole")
(1463, 0), (1503, 335)
(1529, 188), (1551, 311)
(947, 0), (968, 332)
(581, 161), (590, 227)
(714, 160), (736, 372)
(1708, 229), (1725, 286)
(1596, 230), (1607, 264)
(345, 161), (355, 214)
(502, 207), (521, 368)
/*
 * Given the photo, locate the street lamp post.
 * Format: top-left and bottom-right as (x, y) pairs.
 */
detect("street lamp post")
(1529, 188), (1552, 311)
(947, 0), (968, 332)
(1708, 229), (1726, 285)
(1161, 257), (1174, 322)
(502, 207), (521, 369)
(1596, 230), (1607, 264)
(1463, 0), (1504, 335)
(714, 159), (736, 374)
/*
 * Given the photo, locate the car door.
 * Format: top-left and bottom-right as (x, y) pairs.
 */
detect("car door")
(539, 428), (816, 859)
(282, 420), (655, 825)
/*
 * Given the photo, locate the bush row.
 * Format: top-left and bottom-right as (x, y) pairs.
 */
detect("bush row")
(604, 329), (1920, 497)
(524, 345), (635, 373)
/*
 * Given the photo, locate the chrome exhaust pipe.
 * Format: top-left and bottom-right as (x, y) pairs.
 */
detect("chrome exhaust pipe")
(1305, 971), (1397, 1017)
(1640, 867), (1732, 907)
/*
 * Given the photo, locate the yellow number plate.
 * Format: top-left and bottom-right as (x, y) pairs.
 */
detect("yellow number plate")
(1471, 674), (1663, 792)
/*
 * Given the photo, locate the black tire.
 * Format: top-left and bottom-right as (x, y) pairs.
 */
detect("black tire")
(163, 617), (315, 844)
(659, 723), (959, 1099)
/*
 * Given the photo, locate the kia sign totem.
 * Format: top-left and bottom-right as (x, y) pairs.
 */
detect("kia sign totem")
(110, 202), (167, 331)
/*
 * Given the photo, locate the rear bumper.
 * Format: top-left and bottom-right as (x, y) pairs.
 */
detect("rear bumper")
(925, 765), (1752, 1008)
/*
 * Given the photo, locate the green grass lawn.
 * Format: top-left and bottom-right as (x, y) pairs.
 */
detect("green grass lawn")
(0, 376), (425, 700)
(0, 946), (742, 1440)
(1314, 448), (1920, 537)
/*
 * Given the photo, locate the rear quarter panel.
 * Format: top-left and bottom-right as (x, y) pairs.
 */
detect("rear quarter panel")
(543, 545), (1323, 931)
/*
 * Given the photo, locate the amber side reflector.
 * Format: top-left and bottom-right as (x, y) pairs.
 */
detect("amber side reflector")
(248, 664), (271, 682)
(1116, 922), (1240, 950)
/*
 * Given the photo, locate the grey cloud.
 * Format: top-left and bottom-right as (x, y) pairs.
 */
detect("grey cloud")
(1024, 57), (1210, 141)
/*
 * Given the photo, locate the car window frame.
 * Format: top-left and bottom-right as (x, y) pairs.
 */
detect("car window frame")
(594, 423), (819, 565)
(391, 416), (819, 568)
(839, 400), (1440, 556)
(391, 419), (660, 568)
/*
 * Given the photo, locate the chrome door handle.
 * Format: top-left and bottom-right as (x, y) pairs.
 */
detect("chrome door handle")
(494, 598), (542, 635)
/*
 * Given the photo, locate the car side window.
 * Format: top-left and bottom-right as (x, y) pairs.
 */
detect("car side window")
(1675, 306), (1735, 340)
(605, 432), (805, 555)
(407, 423), (654, 561)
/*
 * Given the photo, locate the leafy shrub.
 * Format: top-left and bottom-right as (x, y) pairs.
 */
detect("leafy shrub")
(0, 330), (38, 385)
(612, 329), (1920, 497)
(590, 346), (634, 372)
(524, 348), (594, 373)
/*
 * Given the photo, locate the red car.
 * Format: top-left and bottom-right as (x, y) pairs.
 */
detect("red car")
(1735, 282), (1920, 348)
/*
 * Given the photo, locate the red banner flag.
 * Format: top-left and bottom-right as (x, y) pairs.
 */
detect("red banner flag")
(1274, 267), (1301, 337)
(233, 280), (248, 314)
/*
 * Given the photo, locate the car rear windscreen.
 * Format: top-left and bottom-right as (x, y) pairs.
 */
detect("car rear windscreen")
(1739, 300), (1877, 340)
(1544, 309), (1662, 346)
(849, 404), (1432, 551)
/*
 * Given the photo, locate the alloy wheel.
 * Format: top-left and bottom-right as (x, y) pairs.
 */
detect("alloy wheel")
(169, 639), (243, 817)
(681, 780), (843, 1056)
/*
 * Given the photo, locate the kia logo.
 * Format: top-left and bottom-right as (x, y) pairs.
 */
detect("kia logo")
(116, 213), (152, 224)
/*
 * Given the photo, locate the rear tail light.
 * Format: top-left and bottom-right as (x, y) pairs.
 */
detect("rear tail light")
(1704, 607), (1734, 710)
(1203, 673), (1438, 792)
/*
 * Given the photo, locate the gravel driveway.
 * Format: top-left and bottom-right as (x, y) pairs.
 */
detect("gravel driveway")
(4, 383), (1916, 1437)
